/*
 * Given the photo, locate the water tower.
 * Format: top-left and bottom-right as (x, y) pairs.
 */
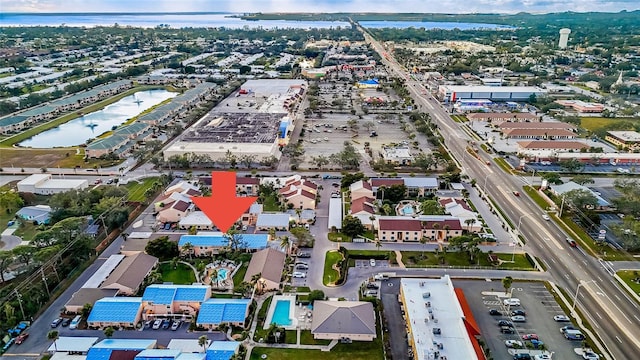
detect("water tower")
(558, 28), (571, 49)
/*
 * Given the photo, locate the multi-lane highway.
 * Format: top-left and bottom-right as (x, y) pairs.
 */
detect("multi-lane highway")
(361, 28), (640, 360)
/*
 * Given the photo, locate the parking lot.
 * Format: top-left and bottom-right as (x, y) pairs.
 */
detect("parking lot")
(458, 280), (585, 360)
(290, 248), (314, 287)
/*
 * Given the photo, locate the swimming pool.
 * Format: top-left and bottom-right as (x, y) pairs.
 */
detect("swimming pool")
(217, 268), (228, 281)
(401, 206), (415, 215)
(271, 300), (292, 326)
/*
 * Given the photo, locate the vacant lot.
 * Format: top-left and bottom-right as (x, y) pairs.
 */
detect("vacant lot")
(0, 147), (121, 169)
(580, 117), (640, 133)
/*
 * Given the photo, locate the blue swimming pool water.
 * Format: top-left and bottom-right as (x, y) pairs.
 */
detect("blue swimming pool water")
(402, 206), (415, 215)
(217, 268), (228, 281)
(272, 300), (292, 326)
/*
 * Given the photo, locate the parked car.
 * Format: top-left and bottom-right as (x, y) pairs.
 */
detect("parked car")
(498, 320), (513, 327)
(292, 272), (306, 278)
(366, 282), (379, 289)
(152, 319), (162, 330)
(364, 290), (378, 297)
(511, 315), (526, 322)
(373, 273), (388, 281)
(69, 315), (82, 330)
(511, 310), (526, 316)
(582, 351), (601, 359)
(50, 318), (62, 328)
(513, 354), (532, 360)
(530, 339), (544, 349)
(297, 252), (311, 258)
(161, 320), (171, 329)
(295, 264), (309, 270)
(369, 259), (376, 267)
(553, 314), (570, 322)
(503, 298), (521, 306)
(144, 320), (152, 329)
(534, 354), (551, 360)
(61, 318), (71, 327)
(93, 179), (102, 184)
(505, 340), (523, 348)
(560, 325), (576, 333)
(171, 320), (180, 331)
(295, 261), (308, 266)
(14, 333), (29, 345)
(489, 309), (501, 315)
(331, 182), (340, 187)
(500, 326), (515, 334)
(522, 334), (539, 340)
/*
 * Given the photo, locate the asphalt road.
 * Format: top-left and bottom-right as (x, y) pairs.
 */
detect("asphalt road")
(361, 28), (640, 359)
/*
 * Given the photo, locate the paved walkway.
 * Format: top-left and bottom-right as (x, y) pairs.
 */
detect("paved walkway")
(394, 250), (406, 269)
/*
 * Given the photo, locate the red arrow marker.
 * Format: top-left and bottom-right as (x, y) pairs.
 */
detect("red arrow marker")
(191, 172), (258, 233)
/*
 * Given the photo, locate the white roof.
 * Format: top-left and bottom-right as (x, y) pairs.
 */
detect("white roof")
(179, 211), (213, 227)
(401, 277), (478, 360)
(403, 177), (438, 188)
(47, 336), (99, 352)
(41, 179), (88, 189)
(129, 232), (152, 239)
(82, 254), (125, 288)
(328, 198), (343, 230)
(441, 85), (545, 93)
(167, 339), (210, 353)
(17, 174), (50, 186)
(256, 213), (291, 227)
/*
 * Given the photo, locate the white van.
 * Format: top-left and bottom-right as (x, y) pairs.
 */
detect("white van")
(69, 315), (82, 330)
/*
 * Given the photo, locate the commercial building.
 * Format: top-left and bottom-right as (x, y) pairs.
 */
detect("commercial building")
(555, 99), (604, 113)
(606, 131), (640, 151)
(549, 181), (612, 209)
(311, 301), (376, 341)
(466, 112), (539, 125)
(438, 85), (546, 102)
(164, 79), (306, 162)
(517, 140), (590, 159)
(400, 277), (484, 360)
(17, 174), (88, 195)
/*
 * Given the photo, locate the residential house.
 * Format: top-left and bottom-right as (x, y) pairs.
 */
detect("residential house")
(84, 339), (156, 360)
(200, 176), (260, 196)
(241, 204), (263, 226)
(179, 211), (214, 231)
(141, 284), (211, 319)
(16, 205), (52, 225)
(255, 213), (291, 231)
(376, 216), (463, 243)
(178, 233), (269, 256)
(350, 197), (376, 217)
(156, 192), (195, 223)
(370, 178), (404, 197)
(349, 180), (373, 201)
(311, 301), (376, 341)
(165, 181), (201, 197)
(244, 248), (286, 291)
(100, 253), (158, 295)
(438, 198), (482, 233)
(196, 299), (251, 329)
(64, 288), (119, 314)
(403, 177), (439, 197)
(279, 175), (318, 209)
(87, 297), (144, 329)
(206, 342), (240, 360)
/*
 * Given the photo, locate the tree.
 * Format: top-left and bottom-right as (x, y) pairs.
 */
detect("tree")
(224, 230), (246, 252)
(81, 303), (93, 319)
(342, 215), (365, 239)
(104, 326), (115, 338)
(564, 189), (599, 211)
(419, 236), (428, 260)
(421, 200), (444, 215)
(385, 184), (408, 203)
(541, 172), (563, 185)
(48, 330), (59, 352)
(198, 335), (209, 352)
(289, 227), (313, 247)
(571, 175), (594, 185)
(238, 154), (256, 169)
(311, 155), (330, 169)
(12, 245), (36, 267)
(559, 159), (584, 172)
(0, 191), (24, 213)
(308, 290), (325, 303)
(182, 242), (194, 259)
(145, 236), (179, 260)
(279, 236), (291, 255)
(502, 276), (513, 295)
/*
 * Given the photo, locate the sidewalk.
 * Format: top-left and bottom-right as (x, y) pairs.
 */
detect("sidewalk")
(464, 182), (513, 244)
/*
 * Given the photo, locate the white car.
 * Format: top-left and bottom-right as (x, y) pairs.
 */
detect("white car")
(534, 355), (551, 360)
(504, 340), (523, 348)
(553, 314), (570, 322)
(152, 319), (162, 330)
(292, 272), (306, 278)
(503, 298), (521, 306)
(582, 351), (600, 359)
(542, 214), (550, 221)
(369, 259), (376, 267)
(511, 315), (526, 322)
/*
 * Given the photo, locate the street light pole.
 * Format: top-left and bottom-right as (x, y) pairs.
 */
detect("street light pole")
(15, 290), (25, 320)
(484, 174), (491, 190)
(516, 213), (531, 235)
(572, 280), (597, 315)
(559, 195), (566, 217)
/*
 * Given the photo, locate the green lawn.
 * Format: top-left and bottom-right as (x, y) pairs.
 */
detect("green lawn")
(323, 250), (343, 285)
(262, 193), (281, 212)
(158, 262), (196, 284)
(401, 250), (535, 269)
(13, 221), (41, 242)
(125, 177), (159, 202)
(580, 117), (640, 133)
(493, 157), (514, 174)
(327, 232), (350, 242)
(616, 270), (640, 298)
(250, 339), (382, 360)
(233, 262), (248, 286)
(523, 185), (553, 210)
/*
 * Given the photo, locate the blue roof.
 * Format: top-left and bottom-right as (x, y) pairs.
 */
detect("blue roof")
(87, 339), (156, 360)
(142, 284), (209, 304)
(179, 234), (268, 249)
(178, 354), (206, 360)
(206, 342), (239, 360)
(197, 299), (250, 325)
(88, 297), (142, 323)
(136, 349), (182, 360)
(358, 78), (379, 85)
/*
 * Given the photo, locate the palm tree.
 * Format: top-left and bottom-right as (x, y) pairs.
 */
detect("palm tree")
(503, 276), (513, 295)
(48, 330), (59, 352)
(374, 240), (382, 251)
(419, 236), (428, 260)
(198, 335), (208, 353)
(211, 268), (219, 288)
(104, 326), (115, 338)
(464, 218), (475, 232)
(279, 236), (291, 255)
(182, 242), (194, 260)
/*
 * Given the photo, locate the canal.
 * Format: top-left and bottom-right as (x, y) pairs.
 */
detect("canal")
(18, 89), (177, 148)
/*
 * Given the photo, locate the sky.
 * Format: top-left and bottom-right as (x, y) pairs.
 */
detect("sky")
(2, 0), (640, 14)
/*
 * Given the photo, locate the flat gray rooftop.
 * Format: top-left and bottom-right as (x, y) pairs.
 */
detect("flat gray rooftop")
(182, 112), (285, 144)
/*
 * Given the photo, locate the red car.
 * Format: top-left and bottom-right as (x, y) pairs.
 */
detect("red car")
(15, 333), (29, 345)
(522, 334), (538, 340)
